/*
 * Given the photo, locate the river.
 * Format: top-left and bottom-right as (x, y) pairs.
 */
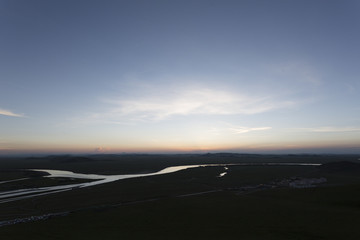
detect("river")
(0, 162), (320, 204)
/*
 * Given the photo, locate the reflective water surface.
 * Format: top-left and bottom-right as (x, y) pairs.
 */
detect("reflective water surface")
(0, 163), (320, 203)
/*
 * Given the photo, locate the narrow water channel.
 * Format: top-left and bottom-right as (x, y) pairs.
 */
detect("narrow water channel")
(0, 163), (320, 204)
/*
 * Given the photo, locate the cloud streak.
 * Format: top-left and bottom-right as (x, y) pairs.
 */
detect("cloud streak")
(0, 108), (23, 117)
(103, 89), (295, 122)
(228, 126), (272, 134)
(307, 127), (360, 133)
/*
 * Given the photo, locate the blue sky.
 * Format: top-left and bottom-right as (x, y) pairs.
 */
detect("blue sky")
(1, 0), (360, 154)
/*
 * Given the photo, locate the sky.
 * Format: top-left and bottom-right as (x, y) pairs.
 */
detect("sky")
(1, 0), (360, 155)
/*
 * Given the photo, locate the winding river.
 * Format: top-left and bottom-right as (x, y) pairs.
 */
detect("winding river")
(0, 163), (321, 204)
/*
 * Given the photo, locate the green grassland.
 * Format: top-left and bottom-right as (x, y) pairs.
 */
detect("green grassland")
(0, 154), (360, 239)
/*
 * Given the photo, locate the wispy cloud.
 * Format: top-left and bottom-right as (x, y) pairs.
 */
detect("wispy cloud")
(102, 89), (295, 122)
(307, 127), (360, 133)
(208, 125), (272, 135)
(290, 126), (360, 133)
(0, 108), (24, 117)
(228, 126), (272, 134)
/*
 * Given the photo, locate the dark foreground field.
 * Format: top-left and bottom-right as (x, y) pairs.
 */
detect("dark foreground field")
(0, 154), (360, 239)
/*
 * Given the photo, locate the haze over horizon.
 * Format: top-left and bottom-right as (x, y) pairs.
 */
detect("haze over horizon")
(1, 0), (360, 155)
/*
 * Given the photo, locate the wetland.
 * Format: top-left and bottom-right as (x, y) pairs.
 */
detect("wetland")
(0, 153), (360, 239)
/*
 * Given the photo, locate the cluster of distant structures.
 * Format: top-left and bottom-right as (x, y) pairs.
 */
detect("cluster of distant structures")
(276, 177), (327, 188)
(229, 177), (327, 195)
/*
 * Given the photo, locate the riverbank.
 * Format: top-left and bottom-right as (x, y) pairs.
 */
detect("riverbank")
(1, 154), (360, 239)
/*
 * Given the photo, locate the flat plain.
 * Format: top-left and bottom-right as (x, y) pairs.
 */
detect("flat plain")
(0, 154), (360, 239)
